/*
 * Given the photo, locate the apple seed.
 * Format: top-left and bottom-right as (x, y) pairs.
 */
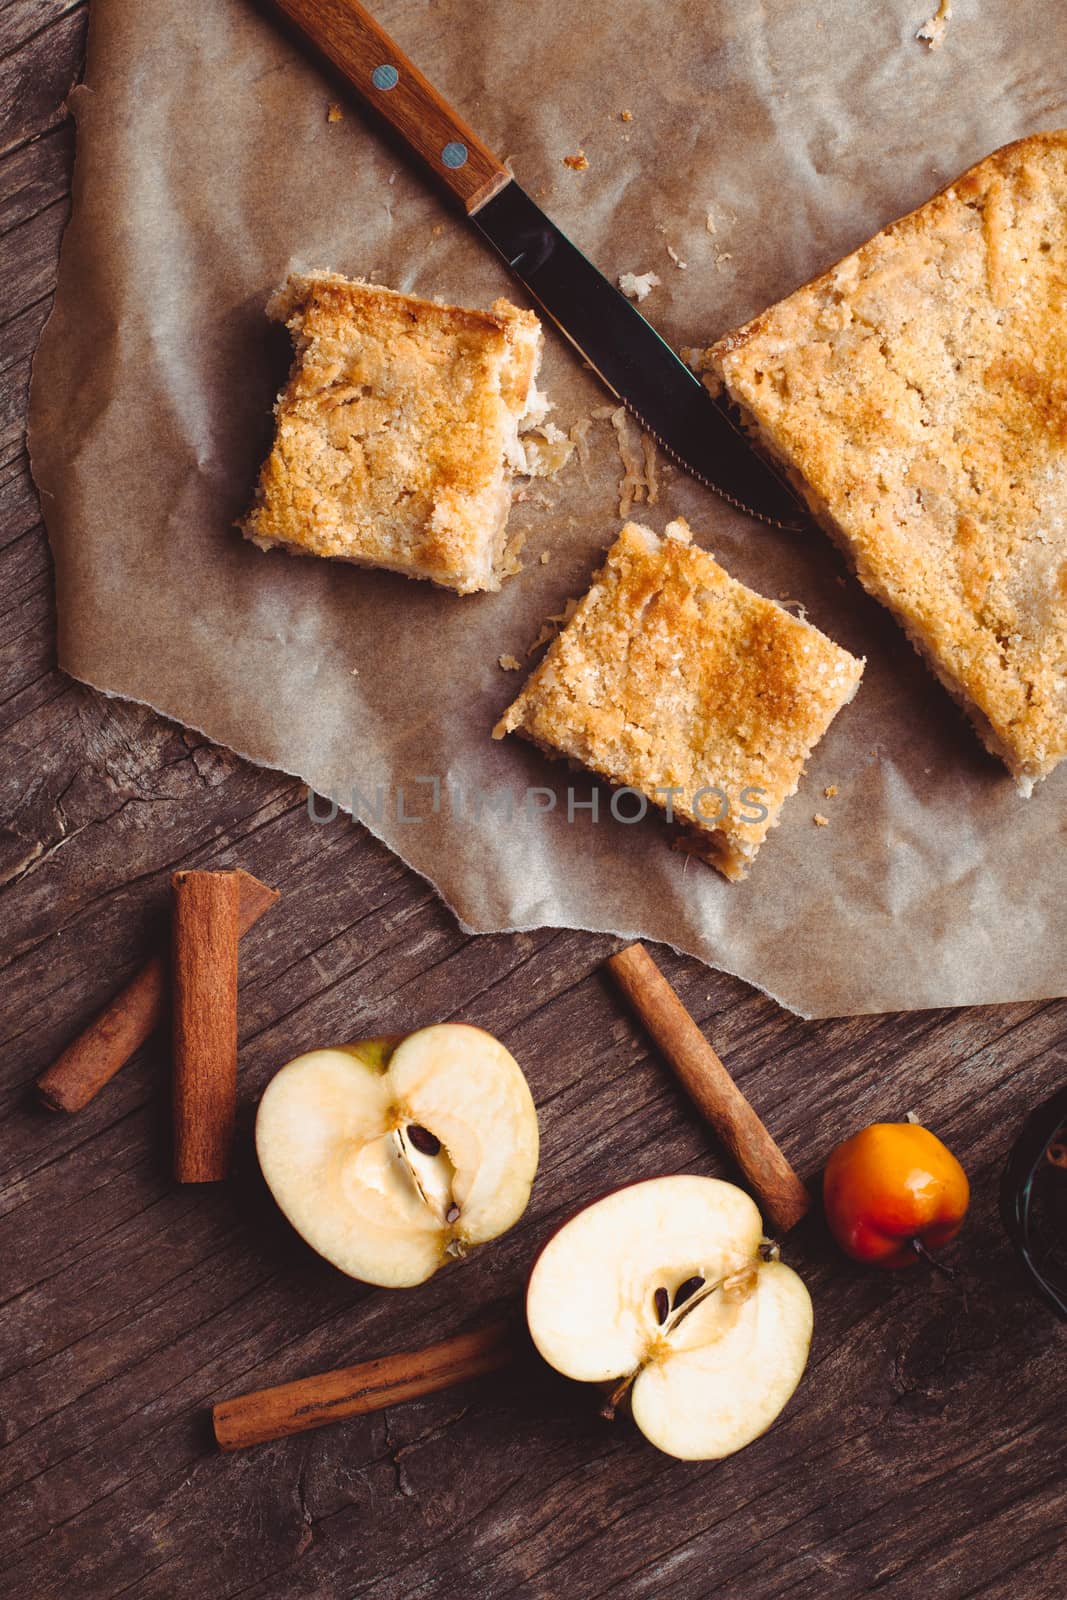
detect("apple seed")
(604, 1271), (736, 1421)
(672, 1276), (704, 1310)
(407, 1124), (441, 1157)
(393, 1125), (456, 1223)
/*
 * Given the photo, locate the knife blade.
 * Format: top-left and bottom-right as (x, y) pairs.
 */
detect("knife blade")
(271, 0), (806, 529)
(471, 181), (805, 530)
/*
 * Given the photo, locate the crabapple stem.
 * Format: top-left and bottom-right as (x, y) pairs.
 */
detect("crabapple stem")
(910, 1236), (955, 1278)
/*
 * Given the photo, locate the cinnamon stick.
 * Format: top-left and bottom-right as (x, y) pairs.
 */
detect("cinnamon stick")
(172, 869), (240, 1182)
(37, 870), (278, 1113)
(605, 942), (811, 1233)
(213, 1322), (514, 1451)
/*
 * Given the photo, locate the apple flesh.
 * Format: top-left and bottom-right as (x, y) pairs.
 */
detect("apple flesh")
(526, 1175), (812, 1461)
(256, 1023), (539, 1288)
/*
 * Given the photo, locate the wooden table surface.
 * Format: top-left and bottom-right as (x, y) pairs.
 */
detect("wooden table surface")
(3, 7), (1065, 1598)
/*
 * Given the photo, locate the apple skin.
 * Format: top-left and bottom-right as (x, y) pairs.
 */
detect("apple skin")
(343, 1035), (406, 1070)
(823, 1122), (970, 1269)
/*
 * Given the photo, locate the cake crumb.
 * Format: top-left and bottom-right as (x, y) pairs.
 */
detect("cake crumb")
(527, 621), (556, 655)
(327, 103), (344, 123)
(823, 784), (838, 798)
(618, 270), (661, 302)
(916, 0), (952, 49)
(563, 151), (589, 171)
(569, 417), (593, 471)
(620, 109), (634, 122)
(522, 422), (575, 479)
(503, 532), (526, 578)
(666, 243), (688, 270)
(527, 597), (580, 655)
(642, 432), (659, 506)
(609, 406), (658, 514)
(540, 551), (551, 565)
(705, 210), (717, 235)
(714, 252), (734, 272)
(499, 654), (522, 672)
(813, 813), (830, 827)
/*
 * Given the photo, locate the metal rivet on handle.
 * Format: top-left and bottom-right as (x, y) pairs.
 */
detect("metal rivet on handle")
(441, 141), (468, 169)
(371, 64), (399, 90)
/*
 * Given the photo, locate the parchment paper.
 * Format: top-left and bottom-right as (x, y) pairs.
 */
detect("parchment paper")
(29, 0), (1067, 1017)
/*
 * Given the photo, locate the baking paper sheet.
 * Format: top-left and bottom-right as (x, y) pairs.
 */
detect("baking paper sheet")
(28, 0), (1067, 1016)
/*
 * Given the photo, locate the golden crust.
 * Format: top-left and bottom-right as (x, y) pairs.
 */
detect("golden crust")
(704, 131), (1067, 793)
(242, 272), (542, 595)
(494, 521), (864, 880)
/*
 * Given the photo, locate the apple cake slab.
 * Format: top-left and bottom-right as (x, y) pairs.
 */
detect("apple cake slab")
(243, 272), (546, 595)
(494, 520), (864, 880)
(703, 132), (1067, 795)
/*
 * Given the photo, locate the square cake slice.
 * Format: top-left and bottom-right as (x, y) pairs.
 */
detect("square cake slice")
(494, 520), (864, 880)
(242, 272), (546, 594)
(703, 131), (1067, 794)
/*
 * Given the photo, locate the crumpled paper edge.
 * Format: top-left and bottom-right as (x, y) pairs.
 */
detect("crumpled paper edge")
(52, 654), (807, 1017)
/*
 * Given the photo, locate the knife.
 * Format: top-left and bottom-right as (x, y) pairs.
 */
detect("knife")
(270, 0), (806, 530)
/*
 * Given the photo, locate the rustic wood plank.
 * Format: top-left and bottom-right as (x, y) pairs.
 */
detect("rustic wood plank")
(2, 903), (1063, 1596)
(0, 116), (73, 232)
(0, 455), (46, 548)
(0, 0), (84, 43)
(0, 4), (85, 160)
(0, 193), (71, 329)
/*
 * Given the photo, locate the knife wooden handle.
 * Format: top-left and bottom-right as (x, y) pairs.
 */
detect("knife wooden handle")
(273, 0), (511, 213)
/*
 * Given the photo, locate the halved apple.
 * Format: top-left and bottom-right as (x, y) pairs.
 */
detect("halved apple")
(526, 1175), (812, 1460)
(256, 1023), (539, 1287)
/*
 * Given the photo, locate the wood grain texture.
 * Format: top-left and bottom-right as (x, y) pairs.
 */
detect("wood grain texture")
(1, 6), (1065, 1597)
